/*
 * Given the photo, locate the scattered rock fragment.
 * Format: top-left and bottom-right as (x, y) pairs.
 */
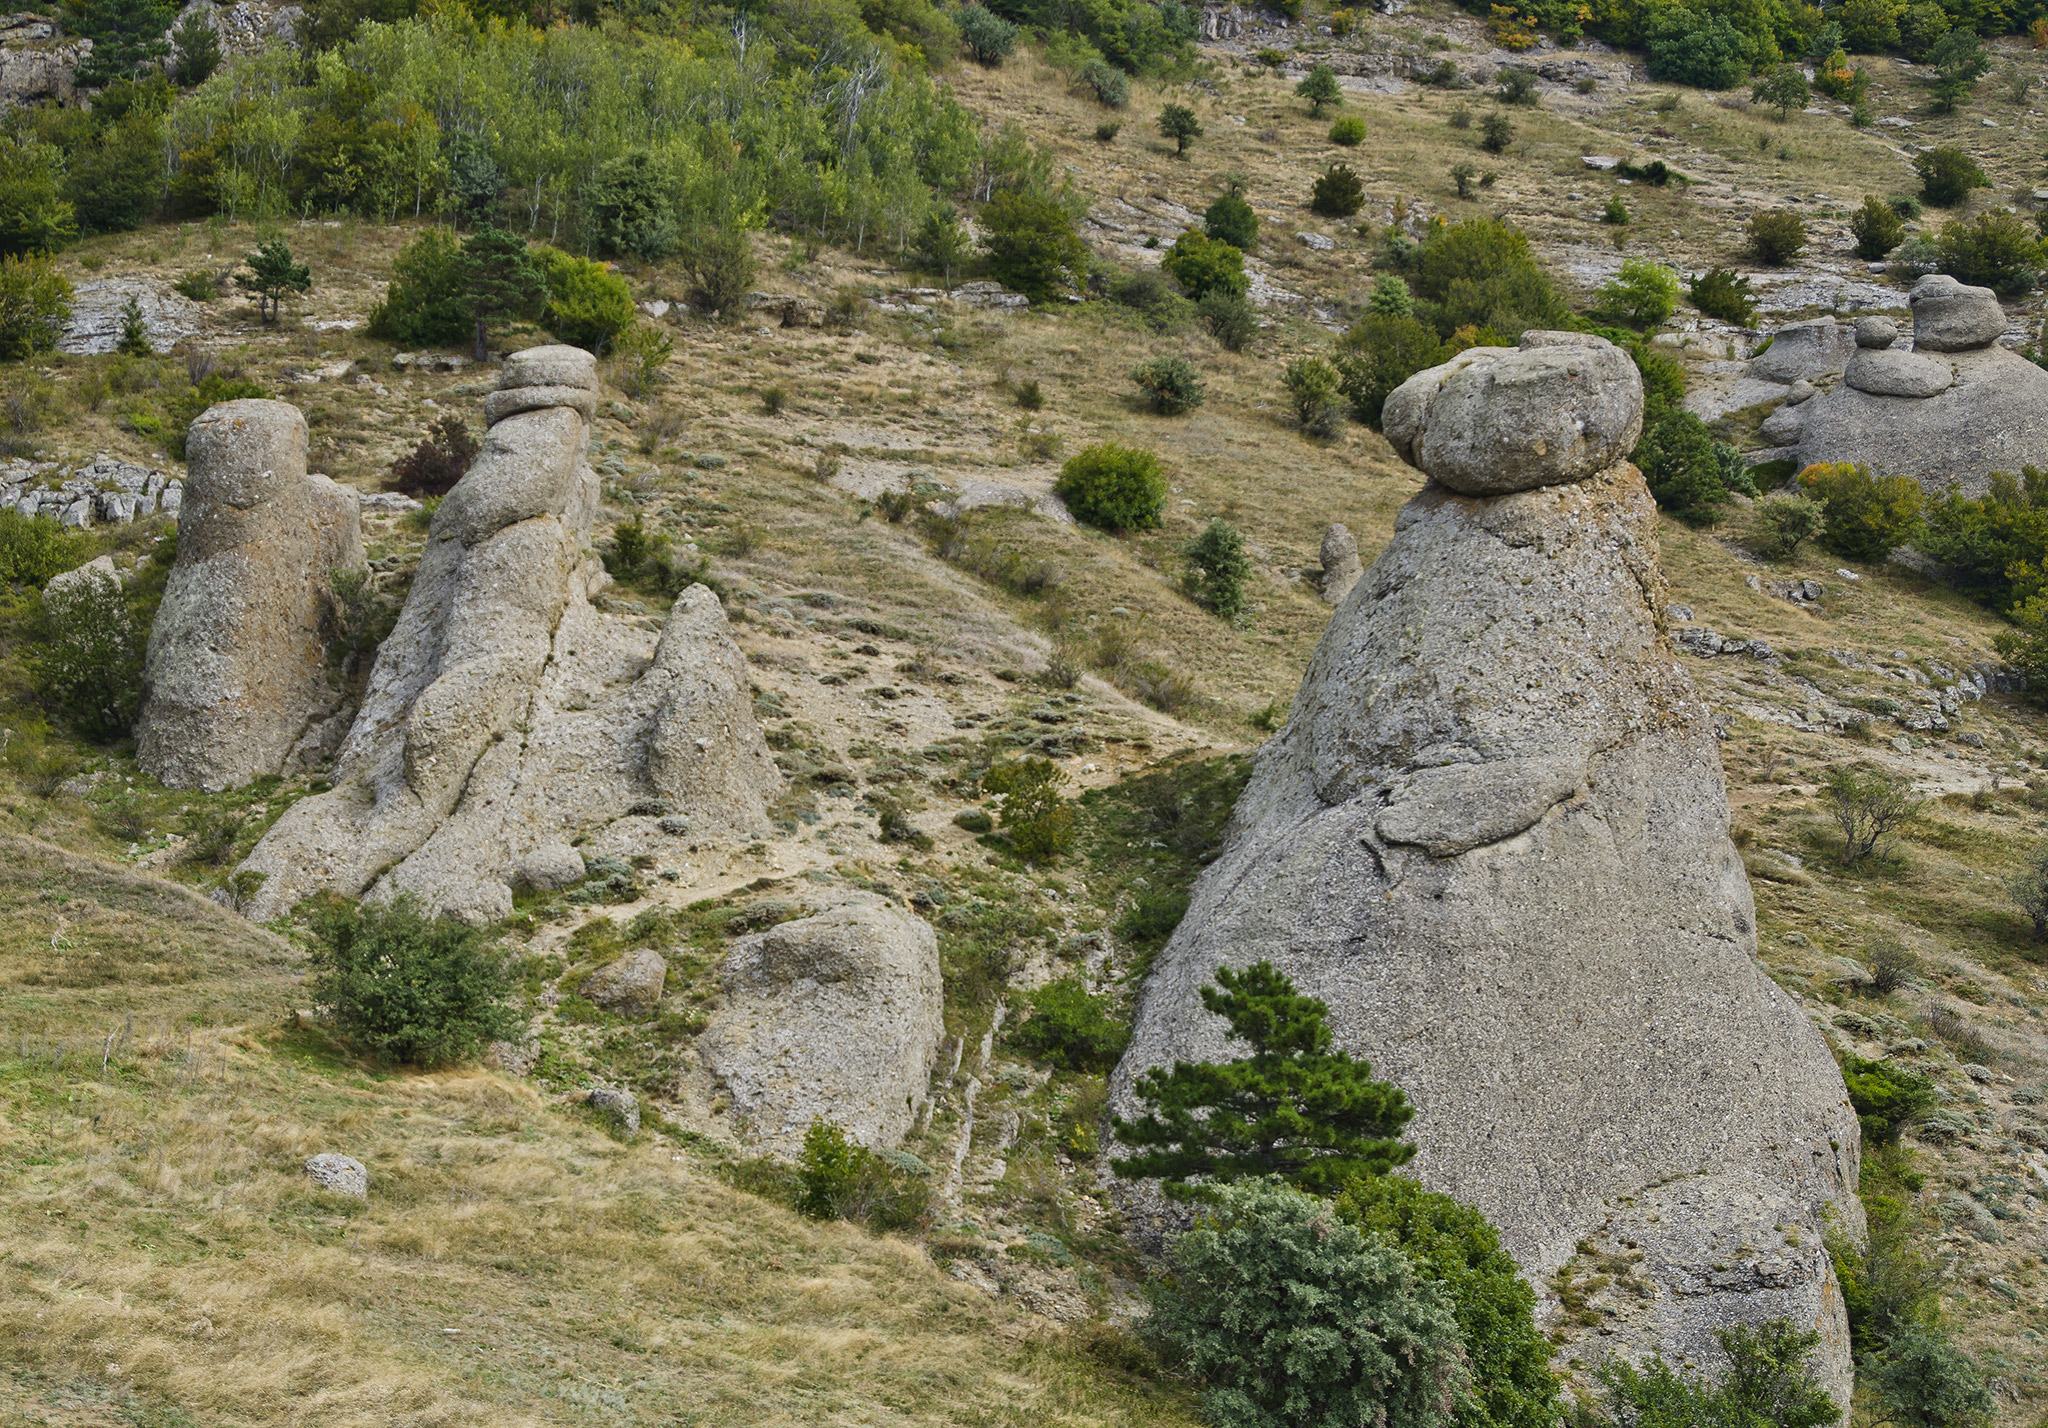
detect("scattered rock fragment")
(304, 1153), (367, 1198)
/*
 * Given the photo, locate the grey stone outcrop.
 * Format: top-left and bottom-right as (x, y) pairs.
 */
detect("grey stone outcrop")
(1114, 330), (1863, 1402)
(4, 454), (181, 528)
(1319, 522), (1361, 605)
(304, 1153), (367, 1197)
(1789, 275), (2048, 496)
(584, 947), (667, 1017)
(690, 898), (943, 1157)
(239, 347), (778, 923)
(0, 12), (90, 111)
(586, 1086), (640, 1137)
(136, 400), (364, 792)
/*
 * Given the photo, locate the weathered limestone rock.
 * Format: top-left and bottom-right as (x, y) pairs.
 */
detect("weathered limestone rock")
(304, 1153), (367, 1197)
(1747, 318), (1855, 384)
(585, 948), (667, 1017)
(136, 400), (363, 792)
(1794, 275), (2048, 496)
(691, 899), (943, 1157)
(239, 347), (778, 922)
(1115, 331), (1862, 1403)
(44, 553), (118, 599)
(0, 12), (90, 112)
(1319, 522), (1361, 605)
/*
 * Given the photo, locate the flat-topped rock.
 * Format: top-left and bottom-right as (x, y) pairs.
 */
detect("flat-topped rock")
(1844, 347), (1953, 398)
(1909, 274), (2004, 352)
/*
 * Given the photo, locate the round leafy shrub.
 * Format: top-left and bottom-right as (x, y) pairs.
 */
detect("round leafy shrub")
(1594, 257), (1679, 328)
(1056, 443), (1168, 531)
(1204, 191), (1260, 250)
(1336, 1176), (1561, 1428)
(1747, 209), (1808, 266)
(1183, 517), (1252, 615)
(1198, 289), (1257, 352)
(306, 896), (517, 1066)
(983, 190), (1089, 303)
(1162, 230), (1248, 301)
(1009, 976), (1130, 1071)
(1799, 462), (1925, 559)
(1283, 356), (1346, 438)
(1329, 115), (1367, 145)
(1334, 312), (1449, 429)
(981, 756), (1075, 860)
(534, 246), (636, 354)
(1914, 147), (1988, 208)
(1644, 9), (1753, 89)
(1311, 163), (1366, 218)
(1851, 195), (1906, 260)
(1131, 355), (1207, 414)
(1842, 1057), (1936, 1146)
(24, 563), (145, 741)
(1151, 1178), (1467, 1428)
(957, 4), (1018, 65)
(1080, 57), (1130, 108)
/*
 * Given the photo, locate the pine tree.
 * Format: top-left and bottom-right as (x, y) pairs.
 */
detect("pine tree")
(114, 294), (151, 355)
(456, 226), (546, 361)
(70, 0), (175, 89)
(911, 205), (971, 290)
(235, 240), (311, 324)
(1112, 960), (1416, 1199)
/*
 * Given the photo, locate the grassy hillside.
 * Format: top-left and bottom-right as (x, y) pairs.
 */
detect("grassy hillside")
(3, 5), (2048, 1423)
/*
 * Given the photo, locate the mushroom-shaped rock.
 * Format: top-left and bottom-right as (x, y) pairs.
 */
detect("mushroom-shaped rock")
(238, 347), (778, 923)
(690, 899), (943, 1157)
(136, 399), (364, 792)
(1381, 332), (1642, 494)
(1115, 330), (1861, 1403)
(1909, 274), (2005, 352)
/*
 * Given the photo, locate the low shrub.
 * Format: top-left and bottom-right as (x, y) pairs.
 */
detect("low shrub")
(306, 896), (517, 1066)
(1055, 443), (1168, 531)
(1329, 115), (1367, 145)
(534, 246), (636, 354)
(0, 508), (87, 587)
(1150, 1178), (1466, 1428)
(1842, 1057), (1936, 1145)
(957, 3), (1018, 65)
(1594, 258), (1679, 328)
(1334, 313), (1448, 429)
(982, 756), (1074, 860)
(1478, 112), (1515, 153)
(1915, 147), (1988, 208)
(1310, 163), (1366, 218)
(1115, 887), (1188, 950)
(1935, 211), (2043, 296)
(1283, 356), (1346, 438)
(1598, 1323), (1837, 1428)
(1079, 58), (1130, 108)
(1009, 976), (1129, 1072)
(1748, 209), (1808, 266)
(22, 564), (145, 741)
(1198, 289), (1256, 351)
(1639, 411), (1753, 522)
(1183, 517), (1251, 616)
(1821, 763), (1921, 866)
(1799, 462), (1924, 559)
(795, 1120), (931, 1233)
(1161, 230), (1247, 302)
(1130, 355), (1206, 414)
(1758, 492), (1827, 557)
(983, 190), (1089, 303)
(388, 414), (479, 497)
(1204, 192), (1260, 250)
(1602, 196), (1629, 226)
(1851, 195), (1907, 260)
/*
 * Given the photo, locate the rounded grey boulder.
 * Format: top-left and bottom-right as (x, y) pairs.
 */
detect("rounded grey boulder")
(304, 1153), (367, 1198)
(1909, 274), (2004, 352)
(1844, 348), (1953, 398)
(500, 344), (598, 392)
(1320, 522), (1361, 605)
(585, 947), (668, 1018)
(1381, 333), (1642, 494)
(1853, 315), (1899, 350)
(518, 843), (587, 892)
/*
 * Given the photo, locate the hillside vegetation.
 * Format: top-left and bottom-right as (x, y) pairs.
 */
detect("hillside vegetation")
(3, 0), (2048, 1423)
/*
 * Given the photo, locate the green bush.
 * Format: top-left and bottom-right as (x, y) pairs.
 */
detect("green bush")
(1329, 115), (1367, 146)
(1842, 1056), (1935, 1145)
(1915, 147), (1988, 208)
(1055, 442), (1168, 531)
(1162, 230), (1247, 302)
(1310, 163), (1365, 218)
(1935, 211), (2042, 296)
(680, 224), (757, 318)
(1335, 312), (1448, 429)
(584, 150), (679, 261)
(533, 246), (635, 354)
(0, 254), (74, 362)
(1799, 461), (1924, 559)
(1158, 103), (1202, 156)
(982, 190), (1088, 303)
(1080, 58), (1131, 108)
(22, 563), (146, 741)
(1758, 492), (1827, 557)
(1183, 517), (1251, 616)
(1282, 356), (1346, 439)
(306, 896), (517, 1066)
(1112, 268), (1189, 330)
(1752, 63), (1810, 118)
(1925, 28), (1990, 114)
(1479, 112), (1515, 154)
(1840, 0), (1902, 52)
(1863, 1328), (1995, 1428)
(1687, 266), (1758, 325)
(1409, 217), (1569, 340)
(1748, 209), (1808, 266)
(0, 509), (88, 587)
(1602, 195), (1630, 225)
(1296, 63), (1343, 116)
(0, 135), (77, 258)
(1131, 355), (1206, 414)
(957, 4), (1019, 65)
(366, 227), (469, 347)
(1116, 887), (1188, 950)
(795, 1120), (931, 1233)
(1898, 2), (1951, 57)
(1198, 289), (1256, 352)
(1638, 410), (1738, 522)
(1336, 1176), (1560, 1428)
(982, 756), (1075, 861)
(1204, 191), (1259, 250)
(1597, 1321), (1837, 1428)
(1644, 9), (1754, 89)
(1851, 195), (1906, 260)
(1915, 468), (2048, 610)
(1150, 1178), (1466, 1428)
(1112, 961), (1415, 1199)
(1594, 258), (1680, 327)
(1009, 976), (1129, 1072)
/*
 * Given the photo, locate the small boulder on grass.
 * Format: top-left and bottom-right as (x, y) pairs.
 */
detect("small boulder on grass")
(584, 947), (668, 1017)
(305, 1153), (367, 1198)
(586, 1086), (640, 1138)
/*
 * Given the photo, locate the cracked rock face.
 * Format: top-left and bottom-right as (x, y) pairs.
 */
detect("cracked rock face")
(1114, 331), (1862, 1403)
(136, 400), (363, 792)
(1791, 275), (2048, 496)
(239, 346), (778, 923)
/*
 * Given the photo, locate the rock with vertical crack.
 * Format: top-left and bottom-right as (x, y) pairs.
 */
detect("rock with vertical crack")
(136, 399), (363, 792)
(239, 347), (778, 923)
(1113, 331), (1863, 1406)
